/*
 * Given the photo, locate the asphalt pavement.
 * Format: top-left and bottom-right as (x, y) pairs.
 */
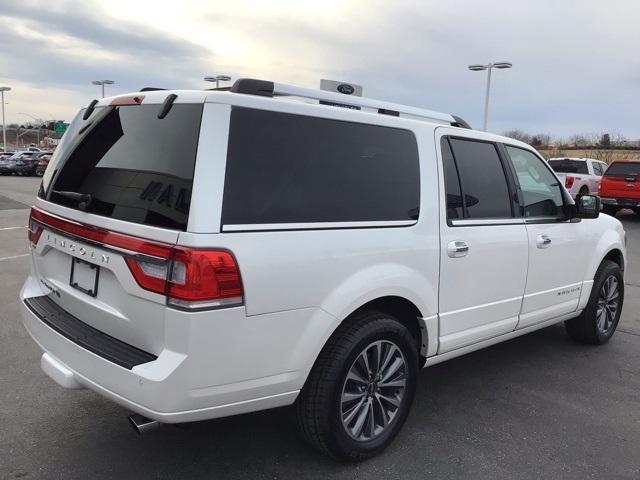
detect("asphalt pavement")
(1, 176), (639, 479)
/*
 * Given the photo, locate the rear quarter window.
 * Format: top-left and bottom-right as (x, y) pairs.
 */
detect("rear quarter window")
(221, 108), (420, 227)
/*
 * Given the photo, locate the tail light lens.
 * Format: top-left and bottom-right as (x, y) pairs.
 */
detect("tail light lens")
(167, 249), (243, 309)
(565, 176), (575, 189)
(124, 249), (243, 310)
(28, 209), (44, 246)
(29, 207), (243, 311)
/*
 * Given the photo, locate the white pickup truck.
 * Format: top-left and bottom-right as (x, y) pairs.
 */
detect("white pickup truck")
(548, 157), (608, 198)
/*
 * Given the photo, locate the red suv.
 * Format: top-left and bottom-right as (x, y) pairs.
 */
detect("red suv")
(599, 160), (640, 216)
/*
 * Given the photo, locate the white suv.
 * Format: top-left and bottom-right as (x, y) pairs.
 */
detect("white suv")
(548, 157), (608, 198)
(21, 80), (626, 460)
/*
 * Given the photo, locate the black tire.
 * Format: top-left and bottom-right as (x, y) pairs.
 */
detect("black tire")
(565, 260), (623, 345)
(296, 311), (419, 461)
(602, 205), (619, 216)
(577, 186), (589, 197)
(633, 208), (640, 216)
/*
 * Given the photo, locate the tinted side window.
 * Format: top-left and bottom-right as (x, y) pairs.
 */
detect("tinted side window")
(441, 138), (463, 219)
(506, 146), (564, 219)
(448, 138), (513, 219)
(222, 108), (420, 225)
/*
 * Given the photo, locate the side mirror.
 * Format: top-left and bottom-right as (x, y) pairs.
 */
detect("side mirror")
(576, 194), (600, 219)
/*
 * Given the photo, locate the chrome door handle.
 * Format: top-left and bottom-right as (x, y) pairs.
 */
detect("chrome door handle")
(447, 240), (469, 258)
(536, 234), (552, 249)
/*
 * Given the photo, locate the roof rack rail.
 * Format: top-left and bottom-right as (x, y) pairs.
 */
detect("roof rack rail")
(229, 78), (471, 128)
(140, 87), (167, 92)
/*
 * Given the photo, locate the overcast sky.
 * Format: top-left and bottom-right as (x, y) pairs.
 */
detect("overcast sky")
(1, 0), (639, 137)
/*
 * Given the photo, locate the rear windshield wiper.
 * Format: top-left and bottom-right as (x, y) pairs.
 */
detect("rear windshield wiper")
(52, 190), (92, 211)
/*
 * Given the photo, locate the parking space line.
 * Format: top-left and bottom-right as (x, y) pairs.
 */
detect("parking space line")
(0, 226), (25, 231)
(0, 253), (29, 262)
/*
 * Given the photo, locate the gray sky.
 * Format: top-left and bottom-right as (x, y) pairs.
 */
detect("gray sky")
(1, 0), (639, 137)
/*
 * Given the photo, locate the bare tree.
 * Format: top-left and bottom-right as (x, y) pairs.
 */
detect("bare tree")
(502, 130), (532, 144)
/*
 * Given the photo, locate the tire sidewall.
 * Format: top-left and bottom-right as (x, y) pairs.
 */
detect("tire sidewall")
(586, 262), (624, 343)
(326, 316), (419, 460)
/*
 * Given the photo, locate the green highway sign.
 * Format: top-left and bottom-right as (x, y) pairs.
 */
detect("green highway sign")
(54, 121), (68, 135)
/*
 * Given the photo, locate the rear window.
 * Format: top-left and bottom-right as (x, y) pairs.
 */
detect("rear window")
(42, 103), (203, 230)
(548, 159), (588, 174)
(604, 162), (640, 177)
(221, 107), (420, 226)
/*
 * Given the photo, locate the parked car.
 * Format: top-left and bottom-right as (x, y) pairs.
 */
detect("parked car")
(15, 151), (51, 176)
(0, 157), (14, 174)
(0, 151), (49, 176)
(35, 154), (51, 176)
(599, 160), (640, 216)
(0, 151), (14, 160)
(4, 151), (35, 175)
(21, 80), (626, 460)
(548, 157), (607, 198)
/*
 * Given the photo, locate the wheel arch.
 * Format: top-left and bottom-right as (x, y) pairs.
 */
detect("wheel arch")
(603, 248), (624, 272)
(348, 295), (427, 363)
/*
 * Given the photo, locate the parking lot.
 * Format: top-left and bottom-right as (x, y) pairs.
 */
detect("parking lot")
(1, 176), (639, 479)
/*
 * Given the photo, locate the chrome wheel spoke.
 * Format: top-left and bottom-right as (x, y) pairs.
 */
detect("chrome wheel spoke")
(365, 400), (375, 438)
(342, 390), (366, 403)
(351, 399), (370, 438)
(358, 351), (372, 379)
(380, 357), (404, 383)
(377, 391), (401, 408)
(372, 341), (382, 377)
(378, 376), (407, 389)
(379, 344), (399, 377)
(343, 397), (366, 425)
(374, 395), (389, 428)
(347, 368), (368, 386)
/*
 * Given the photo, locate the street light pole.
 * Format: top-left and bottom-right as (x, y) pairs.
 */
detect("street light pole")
(468, 62), (512, 131)
(483, 66), (492, 133)
(91, 80), (115, 98)
(0, 86), (10, 152)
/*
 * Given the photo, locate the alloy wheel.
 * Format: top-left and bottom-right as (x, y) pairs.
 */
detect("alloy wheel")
(340, 340), (407, 441)
(596, 275), (619, 334)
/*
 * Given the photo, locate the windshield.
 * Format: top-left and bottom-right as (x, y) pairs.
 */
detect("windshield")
(41, 103), (203, 230)
(604, 162), (640, 177)
(548, 159), (588, 174)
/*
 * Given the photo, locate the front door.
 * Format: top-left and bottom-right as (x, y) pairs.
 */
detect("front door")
(503, 145), (588, 329)
(436, 131), (528, 353)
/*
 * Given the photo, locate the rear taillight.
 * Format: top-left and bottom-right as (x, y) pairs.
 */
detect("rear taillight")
(167, 248), (243, 309)
(125, 249), (243, 310)
(565, 176), (575, 189)
(29, 207), (243, 310)
(28, 210), (43, 246)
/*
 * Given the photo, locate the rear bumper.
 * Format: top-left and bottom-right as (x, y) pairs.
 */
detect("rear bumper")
(20, 275), (334, 423)
(601, 197), (640, 208)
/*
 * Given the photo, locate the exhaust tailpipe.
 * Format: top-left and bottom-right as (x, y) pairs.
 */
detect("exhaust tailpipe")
(128, 413), (161, 434)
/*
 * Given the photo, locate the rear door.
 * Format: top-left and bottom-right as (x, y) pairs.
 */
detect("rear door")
(504, 145), (588, 328)
(29, 98), (204, 354)
(436, 130), (528, 353)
